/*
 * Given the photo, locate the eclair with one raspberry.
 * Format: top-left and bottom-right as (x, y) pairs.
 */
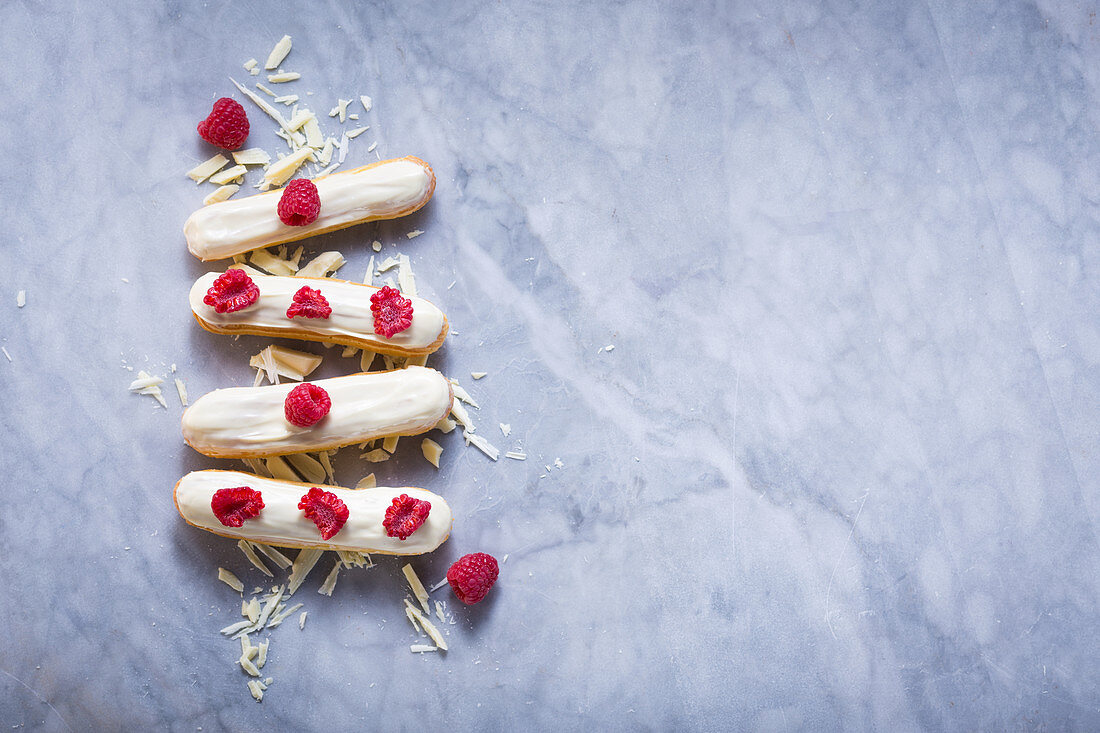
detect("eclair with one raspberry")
(184, 156), (435, 261)
(181, 367), (453, 459)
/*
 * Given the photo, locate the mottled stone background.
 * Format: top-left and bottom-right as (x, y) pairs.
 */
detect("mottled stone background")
(3, 1), (1099, 729)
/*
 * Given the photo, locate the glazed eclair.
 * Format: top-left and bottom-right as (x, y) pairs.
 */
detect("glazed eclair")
(181, 366), (453, 458)
(184, 156), (436, 261)
(175, 470), (452, 554)
(189, 272), (448, 358)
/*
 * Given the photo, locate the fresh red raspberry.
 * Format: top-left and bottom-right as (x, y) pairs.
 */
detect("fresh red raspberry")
(210, 486), (265, 527)
(203, 269), (260, 313)
(369, 286), (414, 338)
(277, 179), (321, 226)
(284, 383), (331, 427)
(298, 487), (349, 540)
(446, 552), (499, 605)
(285, 285), (332, 319)
(382, 494), (431, 540)
(197, 97), (250, 150)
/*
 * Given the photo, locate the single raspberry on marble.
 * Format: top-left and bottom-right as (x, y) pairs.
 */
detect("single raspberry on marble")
(446, 552), (499, 605)
(382, 494), (431, 540)
(369, 285), (413, 338)
(286, 286), (332, 319)
(298, 487), (349, 541)
(277, 178), (321, 226)
(197, 97), (250, 150)
(203, 268), (259, 313)
(210, 487), (265, 527)
(284, 383), (331, 427)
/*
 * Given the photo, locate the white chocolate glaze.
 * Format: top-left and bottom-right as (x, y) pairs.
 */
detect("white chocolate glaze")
(184, 157), (434, 260)
(190, 272), (445, 352)
(181, 366), (452, 457)
(175, 470), (451, 554)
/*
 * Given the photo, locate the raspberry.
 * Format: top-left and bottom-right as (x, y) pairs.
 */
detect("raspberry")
(369, 286), (414, 338)
(210, 486), (265, 527)
(382, 494), (431, 540)
(284, 383), (331, 427)
(197, 97), (250, 150)
(277, 179), (321, 226)
(286, 286), (332, 319)
(203, 269), (260, 313)
(298, 487), (349, 541)
(446, 552), (499, 605)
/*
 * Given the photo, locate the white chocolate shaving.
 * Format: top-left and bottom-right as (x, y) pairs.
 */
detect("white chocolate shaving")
(404, 600), (447, 650)
(264, 456), (298, 482)
(188, 154), (229, 183)
(450, 401), (474, 432)
(449, 381), (480, 408)
(295, 251), (346, 278)
(303, 117), (323, 148)
(250, 249), (298, 276)
(248, 345), (322, 382)
(209, 165), (247, 186)
(233, 148), (271, 166)
(318, 139), (334, 166)
(286, 453), (326, 484)
(252, 542), (293, 570)
(262, 147), (313, 188)
(287, 548), (323, 595)
(231, 78), (292, 134)
(285, 109), (315, 132)
(317, 560), (341, 596)
(464, 431), (500, 461)
(397, 254), (417, 296)
(403, 564), (431, 614)
(360, 350), (376, 373)
(421, 438), (442, 468)
(238, 540), (273, 577)
(203, 184), (239, 205)
(264, 35), (292, 70)
(218, 568), (244, 593)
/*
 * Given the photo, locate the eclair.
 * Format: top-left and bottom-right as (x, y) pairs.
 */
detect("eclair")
(184, 156), (436, 261)
(182, 366), (453, 458)
(175, 470), (452, 554)
(190, 271), (448, 357)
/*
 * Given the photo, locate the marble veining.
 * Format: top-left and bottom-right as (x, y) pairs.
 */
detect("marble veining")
(2, 0), (1099, 730)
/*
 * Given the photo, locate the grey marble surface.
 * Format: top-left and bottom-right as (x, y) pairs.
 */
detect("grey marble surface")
(3, 0), (1100, 730)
